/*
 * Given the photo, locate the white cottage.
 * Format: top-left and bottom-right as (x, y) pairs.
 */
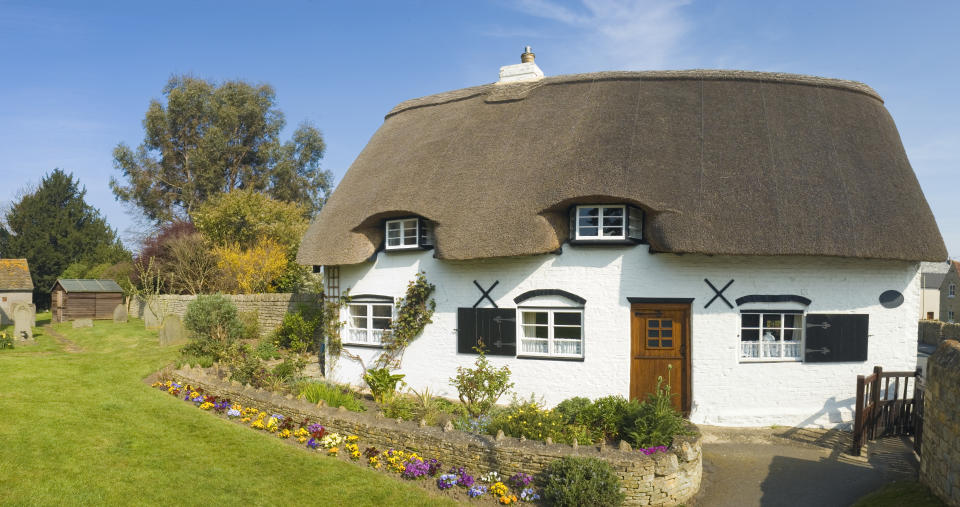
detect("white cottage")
(298, 51), (947, 428)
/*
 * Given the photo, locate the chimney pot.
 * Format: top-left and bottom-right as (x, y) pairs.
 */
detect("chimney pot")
(521, 46), (535, 63)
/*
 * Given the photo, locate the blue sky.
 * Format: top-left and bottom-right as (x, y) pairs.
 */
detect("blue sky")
(1, 0), (957, 258)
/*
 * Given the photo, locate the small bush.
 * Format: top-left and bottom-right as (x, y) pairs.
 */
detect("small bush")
(238, 310), (260, 340)
(226, 344), (274, 388)
(380, 391), (417, 420)
(182, 294), (244, 360)
(0, 331), (14, 350)
(295, 381), (365, 412)
(363, 367), (405, 403)
(540, 456), (625, 507)
(623, 376), (689, 448)
(254, 339), (281, 360)
(409, 387), (455, 426)
(449, 349), (514, 418)
(271, 356), (305, 382)
(273, 305), (321, 354)
(489, 395), (590, 444)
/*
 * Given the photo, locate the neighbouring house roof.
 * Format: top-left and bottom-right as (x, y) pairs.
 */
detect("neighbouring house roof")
(922, 273), (947, 289)
(0, 259), (33, 290)
(298, 69), (948, 266)
(53, 279), (123, 293)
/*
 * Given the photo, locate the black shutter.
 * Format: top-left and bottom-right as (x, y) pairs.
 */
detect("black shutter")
(804, 314), (869, 363)
(627, 205), (643, 241)
(457, 308), (516, 356)
(418, 218), (433, 248)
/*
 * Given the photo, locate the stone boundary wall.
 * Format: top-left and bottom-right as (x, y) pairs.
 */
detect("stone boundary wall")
(133, 294), (321, 337)
(171, 366), (702, 506)
(920, 340), (960, 507)
(919, 320), (960, 347)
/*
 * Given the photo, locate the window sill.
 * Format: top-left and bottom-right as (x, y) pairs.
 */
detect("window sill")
(342, 342), (385, 349)
(739, 357), (802, 363)
(567, 238), (641, 246)
(384, 245), (432, 252)
(517, 355), (585, 362)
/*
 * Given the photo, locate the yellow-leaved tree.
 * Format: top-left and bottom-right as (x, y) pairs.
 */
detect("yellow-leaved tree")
(214, 238), (289, 293)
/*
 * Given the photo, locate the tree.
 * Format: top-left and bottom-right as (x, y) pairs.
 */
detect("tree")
(110, 75), (331, 223)
(0, 170), (130, 307)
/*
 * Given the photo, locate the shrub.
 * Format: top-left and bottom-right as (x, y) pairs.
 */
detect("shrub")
(591, 395), (634, 441)
(449, 349), (514, 418)
(238, 311), (260, 340)
(0, 331), (13, 350)
(295, 381), (365, 412)
(623, 376), (689, 448)
(273, 305), (321, 354)
(271, 356), (305, 382)
(226, 344), (274, 388)
(554, 396), (592, 425)
(489, 395), (589, 444)
(409, 387), (455, 426)
(380, 391), (417, 420)
(181, 294), (243, 360)
(254, 339), (281, 360)
(363, 367), (405, 403)
(540, 456), (625, 507)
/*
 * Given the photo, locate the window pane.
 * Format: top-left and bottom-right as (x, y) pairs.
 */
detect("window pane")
(554, 312), (581, 326)
(579, 215), (600, 227)
(602, 226), (623, 237)
(648, 329), (659, 338)
(522, 312), (548, 325)
(783, 329), (799, 341)
(387, 237), (401, 246)
(522, 325), (548, 339)
(649, 319), (660, 328)
(371, 317), (391, 330)
(602, 215), (623, 226)
(783, 314), (800, 328)
(555, 340), (581, 355)
(578, 226), (599, 237)
(742, 329), (760, 341)
(741, 341), (759, 358)
(521, 339), (548, 354)
(648, 339), (660, 347)
(350, 305), (367, 317)
(578, 207), (599, 218)
(661, 319), (673, 328)
(555, 326), (581, 339)
(762, 330), (781, 341)
(602, 207), (624, 217)
(403, 234), (417, 245)
(784, 342), (801, 358)
(660, 329), (673, 338)
(741, 314), (760, 327)
(763, 314), (782, 328)
(351, 317), (366, 329)
(372, 304), (392, 317)
(387, 221), (401, 232)
(763, 342), (782, 358)
(661, 339), (673, 348)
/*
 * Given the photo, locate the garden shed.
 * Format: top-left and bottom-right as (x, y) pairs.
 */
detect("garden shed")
(0, 259), (34, 326)
(51, 279), (124, 323)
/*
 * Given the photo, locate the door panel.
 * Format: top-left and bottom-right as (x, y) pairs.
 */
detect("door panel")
(630, 304), (690, 414)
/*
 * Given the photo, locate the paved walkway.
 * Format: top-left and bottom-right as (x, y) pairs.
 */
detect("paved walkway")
(690, 426), (918, 507)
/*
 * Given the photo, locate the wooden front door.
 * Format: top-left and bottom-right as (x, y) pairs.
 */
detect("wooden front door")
(630, 303), (691, 414)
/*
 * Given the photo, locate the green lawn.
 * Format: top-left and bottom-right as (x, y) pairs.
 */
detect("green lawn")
(0, 317), (452, 506)
(851, 480), (945, 507)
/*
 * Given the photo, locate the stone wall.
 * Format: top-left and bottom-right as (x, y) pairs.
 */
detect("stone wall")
(171, 366), (702, 506)
(919, 320), (960, 347)
(920, 340), (960, 507)
(133, 294), (320, 337)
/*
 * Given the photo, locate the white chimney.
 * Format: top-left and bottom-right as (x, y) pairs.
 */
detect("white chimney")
(497, 46), (544, 84)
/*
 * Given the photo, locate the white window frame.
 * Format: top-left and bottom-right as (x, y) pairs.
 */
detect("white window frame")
(950, 284), (956, 298)
(739, 311), (804, 362)
(574, 205), (626, 240)
(949, 311), (956, 323)
(344, 299), (393, 346)
(517, 306), (584, 359)
(385, 218), (420, 250)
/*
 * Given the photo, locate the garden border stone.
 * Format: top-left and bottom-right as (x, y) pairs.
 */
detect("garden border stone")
(170, 366), (702, 506)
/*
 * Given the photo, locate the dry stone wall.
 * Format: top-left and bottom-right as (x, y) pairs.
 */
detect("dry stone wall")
(919, 320), (960, 347)
(171, 366), (702, 506)
(920, 340), (960, 507)
(133, 294), (320, 337)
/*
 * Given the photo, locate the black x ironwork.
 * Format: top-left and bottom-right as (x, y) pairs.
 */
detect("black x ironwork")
(472, 280), (499, 308)
(704, 278), (734, 309)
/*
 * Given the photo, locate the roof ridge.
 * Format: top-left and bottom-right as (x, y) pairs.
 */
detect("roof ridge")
(386, 69), (882, 119)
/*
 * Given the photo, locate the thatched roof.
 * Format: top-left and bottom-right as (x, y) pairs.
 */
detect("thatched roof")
(298, 70), (947, 266)
(0, 259), (33, 291)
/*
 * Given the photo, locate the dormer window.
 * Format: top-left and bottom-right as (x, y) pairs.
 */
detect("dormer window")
(570, 204), (643, 243)
(384, 217), (433, 251)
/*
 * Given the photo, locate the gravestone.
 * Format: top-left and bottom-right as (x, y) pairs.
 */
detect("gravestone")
(72, 318), (93, 328)
(158, 314), (187, 346)
(12, 303), (35, 341)
(143, 302), (161, 329)
(113, 304), (128, 323)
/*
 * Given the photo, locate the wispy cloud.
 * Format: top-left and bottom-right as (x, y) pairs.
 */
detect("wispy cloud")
(506, 0), (693, 71)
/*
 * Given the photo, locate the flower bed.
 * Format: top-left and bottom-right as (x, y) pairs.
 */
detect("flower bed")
(164, 366), (702, 505)
(154, 379), (538, 504)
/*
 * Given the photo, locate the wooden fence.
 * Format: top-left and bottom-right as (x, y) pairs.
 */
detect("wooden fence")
(852, 366), (923, 456)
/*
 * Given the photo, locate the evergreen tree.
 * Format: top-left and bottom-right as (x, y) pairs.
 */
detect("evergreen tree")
(0, 169), (129, 308)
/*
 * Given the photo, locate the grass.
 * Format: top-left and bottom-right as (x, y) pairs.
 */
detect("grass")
(295, 380), (367, 412)
(0, 317), (452, 506)
(851, 480), (945, 507)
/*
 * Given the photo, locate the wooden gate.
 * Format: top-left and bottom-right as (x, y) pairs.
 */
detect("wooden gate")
(851, 366), (923, 456)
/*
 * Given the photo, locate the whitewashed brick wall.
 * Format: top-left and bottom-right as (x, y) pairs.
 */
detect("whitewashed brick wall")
(330, 246), (920, 428)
